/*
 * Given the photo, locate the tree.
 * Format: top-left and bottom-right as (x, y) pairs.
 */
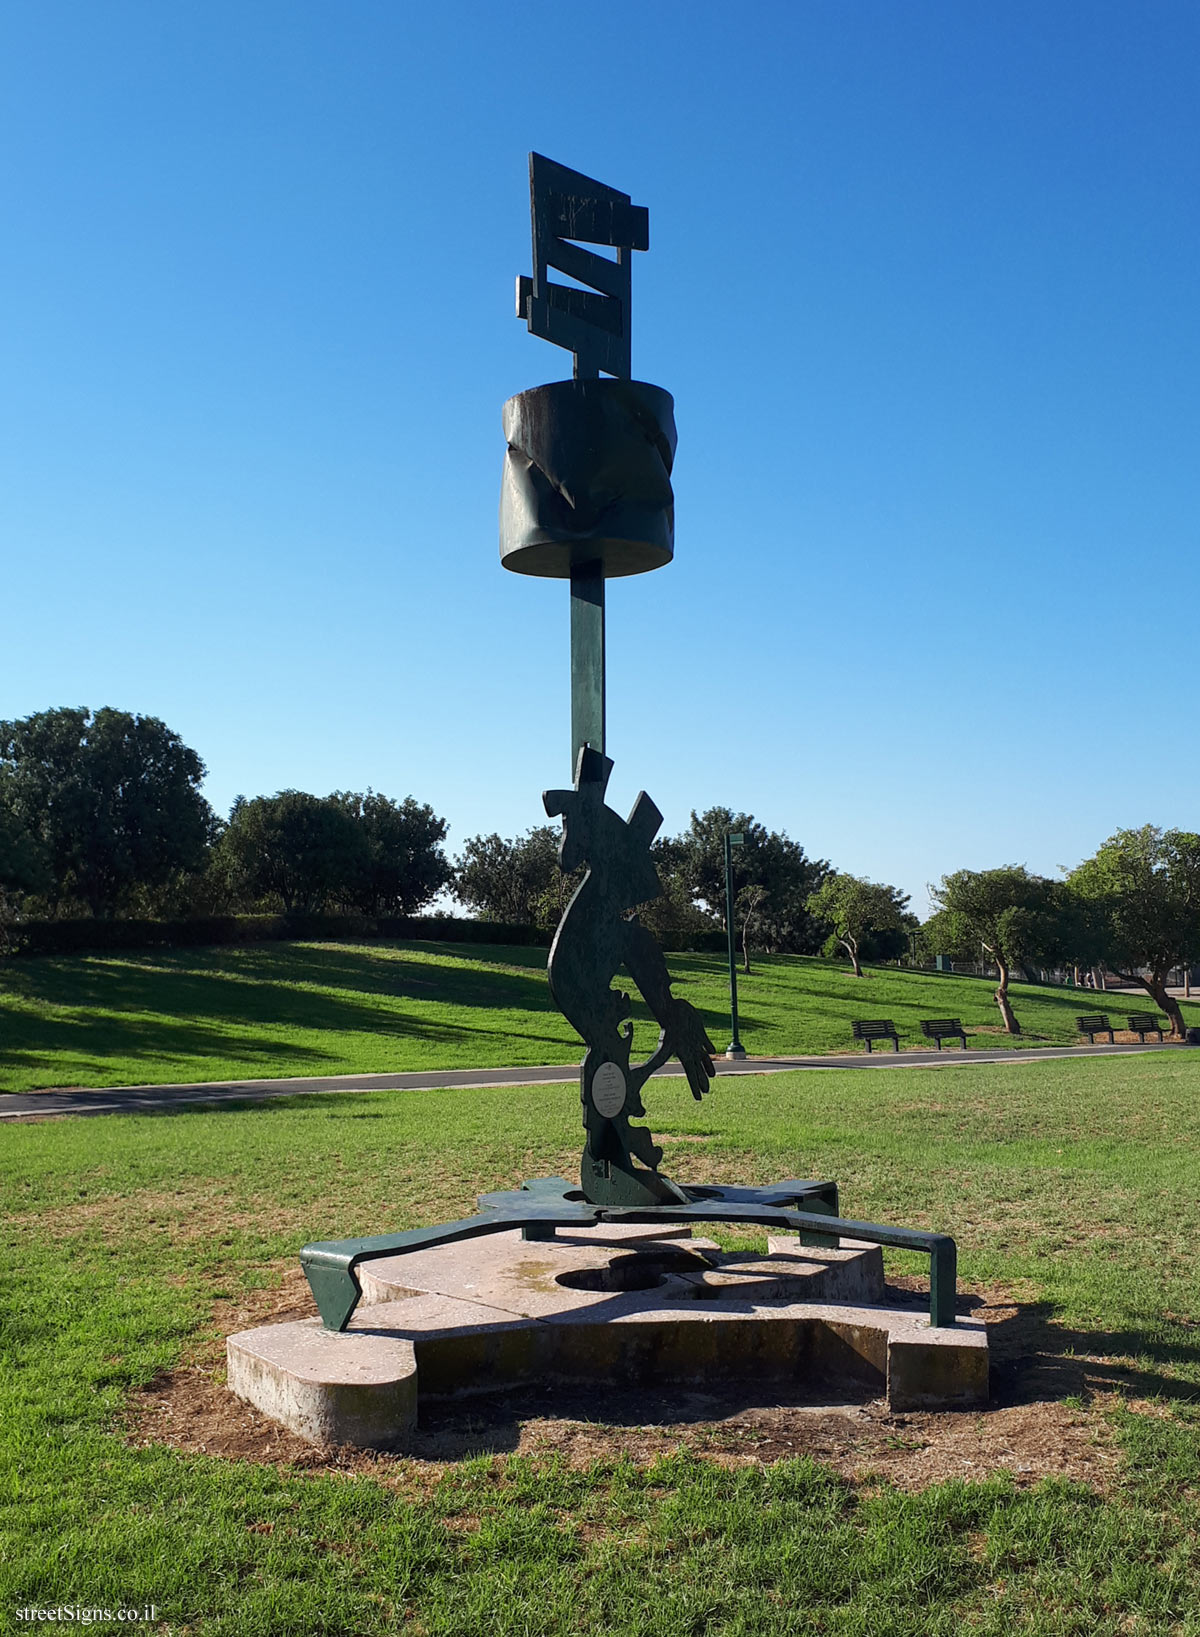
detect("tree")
(0, 775), (47, 893)
(453, 826), (581, 930)
(929, 865), (1058, 1034)
(0, 707), (216, 916)
(1068, 826), (1200, 1040)
(635, 843), (721, 948)
(216, 791), (367, 913)
(0, 773), (50, 937)
(331, 791), (452, 915)
(807, 874), (910, 978)
(668, 807), (830, 968)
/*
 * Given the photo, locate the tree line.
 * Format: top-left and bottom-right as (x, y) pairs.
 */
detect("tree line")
(2, 707), (1197, 1038)
(0, 709), (454, 922)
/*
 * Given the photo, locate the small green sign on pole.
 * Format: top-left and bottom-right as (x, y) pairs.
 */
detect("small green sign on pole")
(725, 831), (746, 1060)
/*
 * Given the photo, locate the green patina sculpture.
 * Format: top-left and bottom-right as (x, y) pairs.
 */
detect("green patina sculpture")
(297, 154), (962, 1339)
(501, 153), (707, 1204)
(544, 746), (715, 1205)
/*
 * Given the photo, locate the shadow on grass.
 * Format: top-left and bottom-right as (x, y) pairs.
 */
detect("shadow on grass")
(906, 1286), (1200, 1410)
(0, 942), (745, 1087)
(1, 943), (560, 1018)
(407, 1376), (880, 1460)
(0, 1002), (579, 1087)
(407, 1295), (1200, 1460)
(398, 941), (548, 971)
(1, 942), (727, 1026)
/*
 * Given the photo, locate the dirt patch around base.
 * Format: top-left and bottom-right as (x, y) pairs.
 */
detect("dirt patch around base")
(126, 1267), (1138, 1494)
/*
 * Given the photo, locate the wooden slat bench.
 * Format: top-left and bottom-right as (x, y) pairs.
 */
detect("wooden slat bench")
(1076, 1013), (1116, 1043)
(851, 1019), (900, 1053)
(1127, 1012), (1167, 1042)
(920, 1018), (968, 1050)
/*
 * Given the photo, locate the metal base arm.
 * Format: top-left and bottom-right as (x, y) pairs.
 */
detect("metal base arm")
(301, 1176), (958, 1334)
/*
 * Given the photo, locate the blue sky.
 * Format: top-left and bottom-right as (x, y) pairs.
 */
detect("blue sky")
(3, 1), (1196, 914)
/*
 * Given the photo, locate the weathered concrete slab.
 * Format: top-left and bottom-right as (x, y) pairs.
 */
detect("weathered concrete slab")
(765, 1235), (886, 1303)
(228, 1231), (987, 1449)
(358, 1229), (883, 1314)
(888, 1326), (992, 1411)
(226, 1319), (418, 1449)
(354, 1296), (550, 1397)
(357, 1228), (724, 1317)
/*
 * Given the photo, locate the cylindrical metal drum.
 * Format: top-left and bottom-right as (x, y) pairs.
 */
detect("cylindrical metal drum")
(500, 378), (676, 578)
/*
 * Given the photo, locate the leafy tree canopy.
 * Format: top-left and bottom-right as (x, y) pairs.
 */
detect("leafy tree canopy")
(1068, 824), (1200, 1038)
(637, 840), (722, 949)
(807, 873), (910, 977)
(668, 807), (830, 960)
(331, 790), (452, 916)
(0, 706), (215, 917)
(0, 771), (49, 896)
(216, 791), (367, 915)
(453, 826), (581, 931)
(929, 865), (1059, 1034)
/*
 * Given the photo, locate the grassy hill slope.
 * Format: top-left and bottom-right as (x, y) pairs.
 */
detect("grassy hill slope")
(2, 939), (1196, 1094)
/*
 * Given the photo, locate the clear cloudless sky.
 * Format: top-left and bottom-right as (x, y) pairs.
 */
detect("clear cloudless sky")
(2, 1), (1197, 914)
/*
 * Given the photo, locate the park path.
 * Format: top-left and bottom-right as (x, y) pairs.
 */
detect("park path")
(0, 1040), (1181, 1121)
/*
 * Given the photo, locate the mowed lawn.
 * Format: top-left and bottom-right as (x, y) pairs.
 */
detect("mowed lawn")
(2, 1052), (1199, 1634)
(4, 939), (1198, 1094)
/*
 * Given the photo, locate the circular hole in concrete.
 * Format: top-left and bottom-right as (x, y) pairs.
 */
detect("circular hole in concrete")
(557, 1262), (665, 1293)
(555, 1249), (707, 1293)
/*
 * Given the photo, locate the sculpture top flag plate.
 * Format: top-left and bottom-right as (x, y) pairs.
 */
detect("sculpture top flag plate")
(517, 151), (647, 381)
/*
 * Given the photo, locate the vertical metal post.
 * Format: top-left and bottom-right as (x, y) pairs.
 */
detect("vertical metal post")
(569, 561), (605, 770)
(929, 1235), (958, 1328)
(725, 831), (745, 1060)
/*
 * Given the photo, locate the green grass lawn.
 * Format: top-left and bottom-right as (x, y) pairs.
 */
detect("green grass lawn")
(2, 1052), (1200, 1633)
(4, 939), (1196, 1094)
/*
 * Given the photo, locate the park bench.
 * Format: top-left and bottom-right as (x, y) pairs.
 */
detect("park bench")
(920, 1018), (968, 1050)
(851, 1019), (900, 1053)
(1127, 1012), (1168, 1042)
(1076, 1013), (1116, 1044)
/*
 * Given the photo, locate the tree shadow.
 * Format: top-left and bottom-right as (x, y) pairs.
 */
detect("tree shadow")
(0, 977), (582, 1091)
(0, 939), (755, 1088)
(2, 943), (560, 1018)
(398, 940), (548, 972)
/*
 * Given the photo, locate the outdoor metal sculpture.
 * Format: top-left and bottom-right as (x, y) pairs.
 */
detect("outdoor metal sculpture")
(298, 155), (961, 1338)
(545, 746), (715, 1205)
(501, 152), (708, 1204)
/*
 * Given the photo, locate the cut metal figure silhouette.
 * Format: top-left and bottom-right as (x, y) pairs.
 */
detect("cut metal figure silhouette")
(544, 746), (716, 1206)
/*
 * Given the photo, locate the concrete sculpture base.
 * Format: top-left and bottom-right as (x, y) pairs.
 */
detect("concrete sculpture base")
(228, 1225), (988, 1450)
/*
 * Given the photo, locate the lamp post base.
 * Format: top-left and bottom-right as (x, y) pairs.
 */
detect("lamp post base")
(725, 1043), (747, 1061)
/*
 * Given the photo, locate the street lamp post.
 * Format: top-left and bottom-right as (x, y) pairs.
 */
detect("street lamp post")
(724, 831), (745, 1060)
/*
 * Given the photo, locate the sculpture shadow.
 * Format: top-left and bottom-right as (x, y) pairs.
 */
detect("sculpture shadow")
(397, 1284), (1200, 1461)
(888, 1282), (1200, 1411)
(407, 1373), (880, 1461)
(986, 1305), (1200, 1410)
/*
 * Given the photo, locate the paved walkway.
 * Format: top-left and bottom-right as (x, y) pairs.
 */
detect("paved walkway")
(0, 1041), (1182, 1121)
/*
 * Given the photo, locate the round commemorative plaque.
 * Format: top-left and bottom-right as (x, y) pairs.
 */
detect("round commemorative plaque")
(590, 1061), (627, 1120)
